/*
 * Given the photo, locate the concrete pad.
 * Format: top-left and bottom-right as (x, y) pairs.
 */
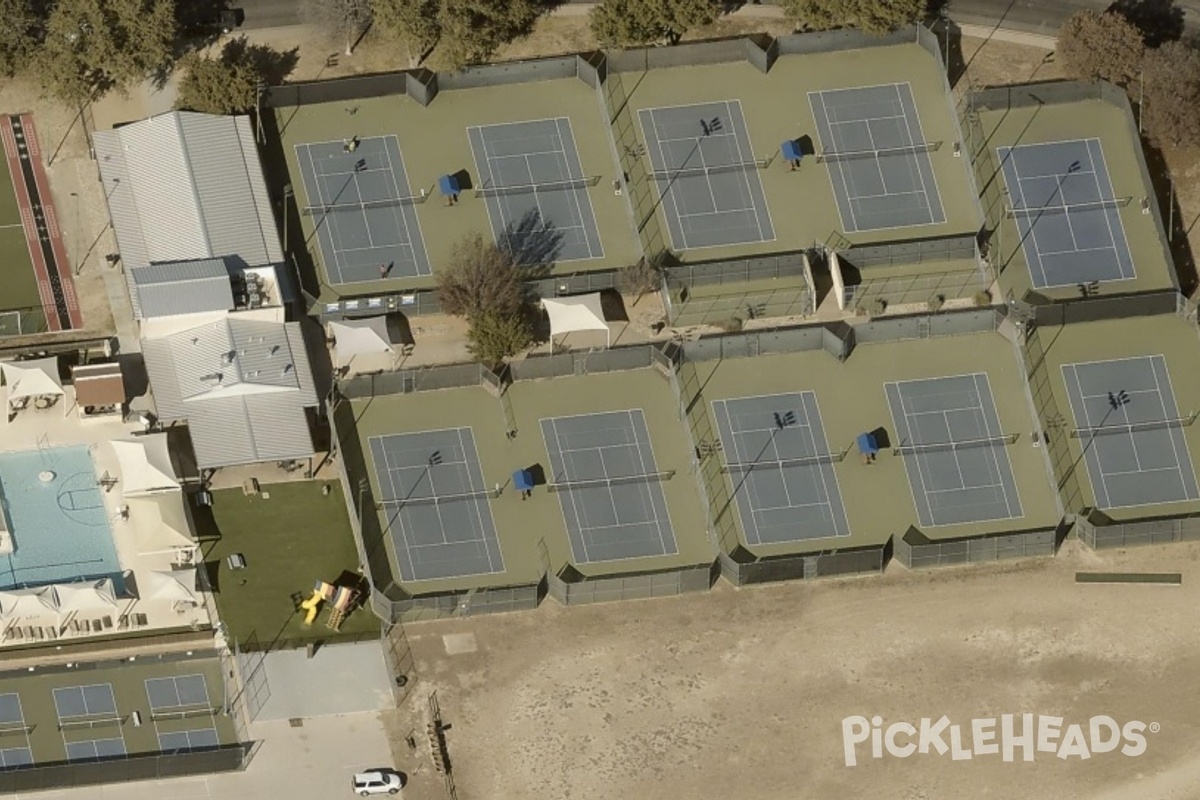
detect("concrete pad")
(443, 632), (477, 654)
(255, 641), (392, 721)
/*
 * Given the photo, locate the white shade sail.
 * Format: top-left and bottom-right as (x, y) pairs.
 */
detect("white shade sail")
(128, 494), (196, 554)
(2, 358), (65, 401)
(112, 435), (180, 495)
(542, 294), (610, 346)
(0, 587), (59, 619)
(52, 579), (117, 614)
(329, 317), (396, 365)
(139, 569), (198, 603)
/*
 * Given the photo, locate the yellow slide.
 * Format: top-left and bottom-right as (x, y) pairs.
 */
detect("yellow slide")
(301, 581), (335, 625)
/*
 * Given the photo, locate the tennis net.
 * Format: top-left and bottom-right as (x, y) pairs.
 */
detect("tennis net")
(547, 470), (675, 493)
(1006, 197), (1131, 219)
(302, 194), (428, 215)
(150, 707), (215, 722)
(380, 488), (498, 509)
(721, 450), (846, 473)
(1069, 413), (1197, 439)
(473, 175), (600, 199)
(649, 158), (769, 182)
(58, 716), (123, 731)
(892, 433), (1019, 456)
(817, 141), (941, 164)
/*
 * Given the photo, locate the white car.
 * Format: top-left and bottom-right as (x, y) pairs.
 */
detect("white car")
(352, 770), (403, 796)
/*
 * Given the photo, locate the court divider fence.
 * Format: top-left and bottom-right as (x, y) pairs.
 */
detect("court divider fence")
(661, 250), (816, 327)
(1076, 510), (1200, 550)
(0, 746), (252, 794)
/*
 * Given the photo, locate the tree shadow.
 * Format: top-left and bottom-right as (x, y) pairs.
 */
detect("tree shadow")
(1108, 0), (1185, 47)
(222, 36), (301, 85)
(1141, 138), (1199, 295)
(501, 207), (564, 273)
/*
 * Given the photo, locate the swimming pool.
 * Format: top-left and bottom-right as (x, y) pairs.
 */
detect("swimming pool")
(0, 446), (123, 591)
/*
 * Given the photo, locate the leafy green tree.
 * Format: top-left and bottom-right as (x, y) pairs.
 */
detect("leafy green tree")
(589, 0), (720, 47)
(436, 233), (526, 319)
(437, 0), (543, 70)
(301, 0), (373, 56)
(370, 0), (440, 66)
(176, 37), (299, 115)
(37, 0), (176, 103)
(0, 0), (43, 78)
(466, 310), (534, 365)
(780, 0), (926, 34)
(1142, 39), (1200, 148)
(1057, 10), (1145, 87)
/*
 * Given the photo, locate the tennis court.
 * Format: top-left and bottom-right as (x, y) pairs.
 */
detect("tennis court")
(541, 410), (678, 564)
(1062, 356), (1200, 509)
(998, 138), (1136, 290)
(0, 693), (32, 768)
(468, 118), (604, 264)
(146, 675), (219, 753)
(638, 101), (775, 249)
(369, 428), (506, 582)
(885, 374), (1023, 527)
(712, 392), (850, 545)
(54, 682), (126, 762)
(295, 135), (431, 284)
(809, 83), (945, 233)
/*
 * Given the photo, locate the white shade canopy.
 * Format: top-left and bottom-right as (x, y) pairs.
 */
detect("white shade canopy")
(112, 435), (180, 496)
(128, 494), (196, 554)
(139, 568), (198, 603)
(542, 294), (610, 347)
(329, 317), (396, 364)
(2, 358), (65, 401)
(52, 579), (117, 614)
(0, 587), (59, 619)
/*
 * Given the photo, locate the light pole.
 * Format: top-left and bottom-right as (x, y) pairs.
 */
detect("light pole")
(282, 184), (293, 253)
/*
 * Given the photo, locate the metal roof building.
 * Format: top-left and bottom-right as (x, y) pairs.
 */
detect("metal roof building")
(141, 317), (318, 469)
(130, 258), (235, 319)
(93, 111), (283, 319)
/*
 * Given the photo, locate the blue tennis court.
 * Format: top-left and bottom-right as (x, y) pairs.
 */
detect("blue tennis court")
(1062, 355), (1199, 509)
(369, 428), (505, 583)
(468, 118), (603, 265)
(639, 101), (775, 249)
(295, 135), (431, 284)
(809, 83), (945, 233)
(998, 138), (1136, 289)
(712, 392), (850, 545)
(541, 410), (678, 564)
(886, 374), (1023, 527)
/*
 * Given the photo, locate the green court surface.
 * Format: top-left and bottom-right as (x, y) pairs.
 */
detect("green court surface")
(0, 152), (44, 336)
(617, 43), (981, 261)
(1028, 314), (1200, 521)
(683, 330), (1061, 555)
(974, 98), (1175, 300)
(0, 652), (239, 764)
(274, 78), (642, 300)
(198, 481), (379, 648)
(348, 367), (711, 594)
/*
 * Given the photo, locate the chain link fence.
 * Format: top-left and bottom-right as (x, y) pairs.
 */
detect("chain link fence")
(1076, 511), (1200, 550)
(894, 524), (1064, 569)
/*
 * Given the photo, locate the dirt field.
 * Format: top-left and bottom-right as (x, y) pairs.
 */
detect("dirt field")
(389, 539), (1200, 800)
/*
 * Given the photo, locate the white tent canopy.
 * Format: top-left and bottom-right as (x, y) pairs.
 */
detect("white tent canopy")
(52, 579), (117, 614)
(139, 568), (198, 603)
(112, 435), (180, 496)
(542, 294), (610, 347)
(0, 587), (59, 619)
(2, 358), (65, 402)
(128, 494), (196, 555)
(329, 317), (396, 366)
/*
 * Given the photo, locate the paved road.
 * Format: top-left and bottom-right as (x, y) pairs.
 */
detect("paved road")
(237, 0), (305, 29)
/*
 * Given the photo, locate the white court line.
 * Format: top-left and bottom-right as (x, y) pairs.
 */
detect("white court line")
(301, 143), (347, 285)
(975, 372), (1022, 517)
(1006, 149), (1051, 288)
(1149, 357), (1188, 495)
(549, 417), (590, 564)
(468, 129), (502, 250)
(808, 91), (858, 233)
(1090, 138), (1137, 281)
(891, 385), (933, 524)
(643, 108), (686, 250)
(861, 110), (891, 197)
(892, 83), (934, 222)
(1062, 363), (1112, 510)
(554, 118), (596, 258)
(456, 427), (502, 573)
(380, 136), (429, 277)
(725, 99), (773, 242)
(628, 408), (675, 557)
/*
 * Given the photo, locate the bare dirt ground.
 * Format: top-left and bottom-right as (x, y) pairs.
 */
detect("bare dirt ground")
(389, 540), (1200, 800)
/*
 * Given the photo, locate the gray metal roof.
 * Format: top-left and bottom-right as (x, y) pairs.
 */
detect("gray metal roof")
(94, 112), (283, 319)
(131, 258), (234, 318)
(142, 317), (317, 469)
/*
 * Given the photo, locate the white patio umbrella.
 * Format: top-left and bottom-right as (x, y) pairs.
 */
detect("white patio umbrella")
(52, 579), (117, 614)
(139, 569), (198, 604)
(0, 587), (59, 619)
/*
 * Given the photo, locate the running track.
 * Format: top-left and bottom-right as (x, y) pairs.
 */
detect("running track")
(0, 114), (81, 332)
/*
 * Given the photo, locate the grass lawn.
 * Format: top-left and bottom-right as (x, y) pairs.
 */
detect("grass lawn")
(198, 480), (380, 649)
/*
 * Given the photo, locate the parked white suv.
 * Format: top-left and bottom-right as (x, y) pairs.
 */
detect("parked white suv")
(352, 770), (403, 796)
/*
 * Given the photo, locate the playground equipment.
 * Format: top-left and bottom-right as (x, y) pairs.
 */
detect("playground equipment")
(326, 585), (360, 631)
(301, 581), (335, 625)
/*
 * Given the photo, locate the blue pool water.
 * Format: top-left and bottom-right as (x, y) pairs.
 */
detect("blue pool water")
(0, 447), (123, 591)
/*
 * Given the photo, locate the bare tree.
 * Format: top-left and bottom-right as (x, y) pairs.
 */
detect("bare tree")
(302, 0), (373, 56)
(1142, 39), (1200, 148)
(1057, 10), (1145, 87)
(436, 233), (526, 319)
(370, 0), (440, 67)
(780, 0), (927, 34)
